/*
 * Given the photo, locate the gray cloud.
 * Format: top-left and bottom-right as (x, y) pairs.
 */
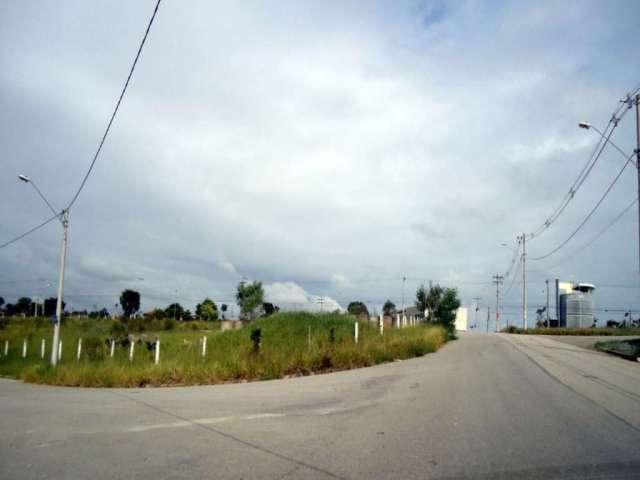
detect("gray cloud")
(1, 1), (639, 323)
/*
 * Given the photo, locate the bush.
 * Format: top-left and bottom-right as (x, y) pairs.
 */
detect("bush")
(82, 335), (107, 361)
(110, 321), (128, 337)
(162, 318), (175, 331)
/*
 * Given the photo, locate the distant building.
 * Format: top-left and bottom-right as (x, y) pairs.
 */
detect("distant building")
(556, 280), (595, 328)
(455, 307), (468, 331)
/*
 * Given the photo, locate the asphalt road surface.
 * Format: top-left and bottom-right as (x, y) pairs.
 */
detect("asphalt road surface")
(1, 333), (639, 479)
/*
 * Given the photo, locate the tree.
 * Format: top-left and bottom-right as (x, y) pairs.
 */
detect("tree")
(15, 297), (32, 315)
(347, 301), (369, 317)
(434, 288), (460, 334)
(0, 297), (4, 308)
(236, 281), (264, 320)
(119, 289), (141, 318)
(262, 302), (279, 316)
(221, 304), (228, 320)
(196, 298), (218, 321)
(165, 303), (185, 320)
(43, 297), (65, 317)
(182, 309), (193, 321)
(415, 285), (428, 314)
(424, 285), (444, 321)
(420, 284), (460, 335)
(383, 299), (396, 316)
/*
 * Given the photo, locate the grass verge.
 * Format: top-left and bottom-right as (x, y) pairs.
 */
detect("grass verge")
(501, 326), (640, 336)
(0, 312), (448, 387)
(595, 338), (640, 361)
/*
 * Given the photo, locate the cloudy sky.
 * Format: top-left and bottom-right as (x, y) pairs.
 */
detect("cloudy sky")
(1, 0), (639, 324)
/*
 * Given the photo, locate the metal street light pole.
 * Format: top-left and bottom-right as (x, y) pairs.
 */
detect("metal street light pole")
(18, 174), (66, 366)
(51, 210), (68, 366)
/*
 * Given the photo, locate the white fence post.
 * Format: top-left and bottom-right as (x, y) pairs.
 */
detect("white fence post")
(22, 339), (27, 358)
(379, 314), (383, 335)
(129, 341), (135, 362)
(354, 321), (359, 344)
(58, 340), (62, 360)
(41, 339), (46, 359)
(155, 339), (160, 365)
(4, 340), (8, 356)
(202, 336), (207, 358)
(110, 340), (115, 358)
(396, 314), (400, 328)
(77, 338), (82, 361)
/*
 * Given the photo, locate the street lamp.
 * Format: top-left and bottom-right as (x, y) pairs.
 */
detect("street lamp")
(580, 113), (640, 274)
(578, 122), (636, 166)
(17, 174), (68, 366)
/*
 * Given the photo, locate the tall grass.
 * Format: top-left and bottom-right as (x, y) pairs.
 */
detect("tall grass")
(0, 312), (447, 387)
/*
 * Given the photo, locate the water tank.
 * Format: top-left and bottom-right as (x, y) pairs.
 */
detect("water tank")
(559, 293), (593, 328)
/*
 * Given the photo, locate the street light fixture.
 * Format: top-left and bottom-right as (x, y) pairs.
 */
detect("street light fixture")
(577, 122), (636, 166)
(579, 107), (640, 275)
(17, 174), (68, 366)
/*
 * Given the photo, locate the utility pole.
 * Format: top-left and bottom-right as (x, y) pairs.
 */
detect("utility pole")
(401, 276), (406, 317)
(51, 209), (69, 366)
(636, 94), (640, 274)
(486, 307), (490, 333)
(473, 297), (481, 329)
(545, 279), (550, 326)
(492, 275), (504, 332)
(518, 233), (528, 330)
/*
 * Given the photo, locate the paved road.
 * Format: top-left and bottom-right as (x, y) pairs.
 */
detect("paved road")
(1, 333), (639, 479)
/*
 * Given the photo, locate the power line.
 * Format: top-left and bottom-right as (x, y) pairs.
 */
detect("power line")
(65, 0), (162, 210)
(0, 213), (60, 250)
(503, 254), (522, 298)
(530, 151), (635, 261)
(526, 84), (640, 241)
(547, 196), (638, 269)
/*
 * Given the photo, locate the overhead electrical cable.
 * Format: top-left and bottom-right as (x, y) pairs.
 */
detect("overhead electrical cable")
(530, 151), (635, 261)
(503, 255), (522, 298)
(526, 84), (640, 241)
(0, 213), (60, 249)
(1, 1), (162, 252)
(65, 0), (162, 210)
(547, 196), (638, 269)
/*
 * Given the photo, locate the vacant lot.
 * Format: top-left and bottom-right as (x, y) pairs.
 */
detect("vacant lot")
(0, 312), (447, 387)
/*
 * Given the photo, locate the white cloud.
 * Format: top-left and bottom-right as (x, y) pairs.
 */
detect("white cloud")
(265, 282), (343, 312)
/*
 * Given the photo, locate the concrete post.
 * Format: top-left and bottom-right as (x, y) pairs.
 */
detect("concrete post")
(129, 341), (135, 362)
(379, 314), (383, 335)
(58, 340), (62, 360)
(354, 321), (359, 343)
(202, 336), (207, 358)
(4, 340), (8, 356)
(110, 340), (115, 358)
(155, 339), (160, 365)
(41, 339), (46, 359)
(77, 338), (82, 361)
(22, 339), (27, 358)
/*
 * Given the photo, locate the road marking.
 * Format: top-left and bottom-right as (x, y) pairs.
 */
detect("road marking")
(125, 413), (285, 433)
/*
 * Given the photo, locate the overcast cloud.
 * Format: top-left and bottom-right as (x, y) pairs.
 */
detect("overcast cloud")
(1, 1), (639, 324)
